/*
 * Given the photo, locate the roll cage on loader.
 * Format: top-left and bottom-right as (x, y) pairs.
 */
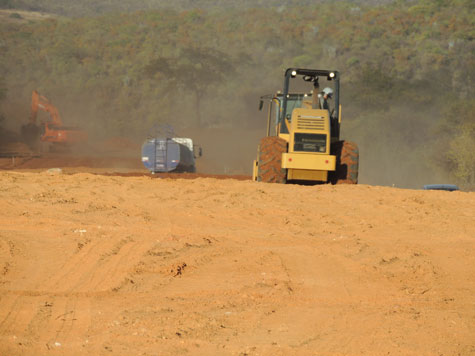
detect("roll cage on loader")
(252, 68), (359, 184)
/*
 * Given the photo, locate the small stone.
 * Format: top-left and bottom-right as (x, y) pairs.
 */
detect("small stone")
(47, 168), (63, 175)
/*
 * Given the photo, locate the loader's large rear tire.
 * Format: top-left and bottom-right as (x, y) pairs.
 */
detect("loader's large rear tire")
(257, 136), (287, 183)
(330, 140), (359, 184)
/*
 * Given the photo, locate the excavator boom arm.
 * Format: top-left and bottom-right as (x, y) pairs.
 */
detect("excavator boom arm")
(29, 90), (63, 126)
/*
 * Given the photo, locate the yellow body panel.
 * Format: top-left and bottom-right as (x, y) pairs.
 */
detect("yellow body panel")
(273, 107), (335, 181)
(252, 160), (258, 181)
(277, 133), (290, 142)
(282, 152), (336, 170)
(287, 169), (328, 182)
(289, 108), (330, 154)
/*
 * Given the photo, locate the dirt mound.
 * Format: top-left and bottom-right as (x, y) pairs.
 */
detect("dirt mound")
(103, 171), (251, 180)
(0, 172), (474, 355)
(0, 154), (251, 179)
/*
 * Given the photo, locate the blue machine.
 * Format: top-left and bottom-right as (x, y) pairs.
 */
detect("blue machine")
(141, 137), (197, 173)
(423, 184), (459, 191)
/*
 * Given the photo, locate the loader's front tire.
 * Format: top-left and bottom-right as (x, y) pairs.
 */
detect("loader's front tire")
(330, 140), (359, 184)
(257, 136), (287, 183)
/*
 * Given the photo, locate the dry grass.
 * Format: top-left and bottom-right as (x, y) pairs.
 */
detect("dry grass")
(0, 9), (57, 23)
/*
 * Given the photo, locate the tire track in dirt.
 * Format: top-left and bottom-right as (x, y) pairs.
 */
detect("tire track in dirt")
(0, 239), (15, 286)
(0, 237), (30, 340)
(0, 231), (152, 350)
(37, 232), (155, 294)
(0, 294), (93, 351)
(46, 297), (93, 350)
(23, 299), (53, 347)
(36, 236), (106, 293)
(81, 238), (151, 293)
(113, 234), (221, 294)
(106, 247), (304, 352)
(0, 295), (24, 336)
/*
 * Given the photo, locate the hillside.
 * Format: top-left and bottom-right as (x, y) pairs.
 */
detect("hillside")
(4, 0), (397, 17)
(0, 0), (473, 188)
(0, 9), (56, 23)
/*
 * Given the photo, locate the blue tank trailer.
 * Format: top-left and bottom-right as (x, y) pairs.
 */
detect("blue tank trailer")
(141, 137), (201, 173)
(423, 184), (459, 191)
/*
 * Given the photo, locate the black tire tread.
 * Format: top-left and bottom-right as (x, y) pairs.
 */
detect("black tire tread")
(257, 136), (287, 183)
(330, 140), (359, 184)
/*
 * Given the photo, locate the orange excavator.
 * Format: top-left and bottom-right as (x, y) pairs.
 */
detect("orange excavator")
(22, 90), (87, 151)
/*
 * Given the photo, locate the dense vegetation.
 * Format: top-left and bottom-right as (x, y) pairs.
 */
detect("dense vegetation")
(0, 0), (473, 187)
(2, 0), (396, 17)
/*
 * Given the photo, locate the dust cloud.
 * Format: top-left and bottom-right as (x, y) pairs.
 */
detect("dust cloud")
(0, 84), (270, 176)
(341, 85), (449, 189)
(0, 75), (453, 188)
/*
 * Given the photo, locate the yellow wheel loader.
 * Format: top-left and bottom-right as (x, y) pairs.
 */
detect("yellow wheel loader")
(252, 68), (358, 184)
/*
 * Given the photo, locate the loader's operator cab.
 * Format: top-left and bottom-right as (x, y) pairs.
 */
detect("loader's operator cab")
(259, 93), (313, 137)
(280, 69), (340, 139)
(279, 93), (309, 125)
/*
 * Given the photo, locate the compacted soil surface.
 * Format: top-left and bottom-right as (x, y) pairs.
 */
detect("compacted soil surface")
(0, 170), (474, 356)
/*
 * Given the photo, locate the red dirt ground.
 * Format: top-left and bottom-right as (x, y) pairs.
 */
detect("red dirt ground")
(0, 156), (474, 356)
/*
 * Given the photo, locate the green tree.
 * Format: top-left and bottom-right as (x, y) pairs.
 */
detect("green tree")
(0, 0), (13, 9)
(145, 46), (233, 127)
(0, 77), (6, 127)
(447, 126), (475, 186)
(435, 99), (475, 187)
(0, 78), (6, 102)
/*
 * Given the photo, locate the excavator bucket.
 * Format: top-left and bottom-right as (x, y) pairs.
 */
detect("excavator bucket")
(21, 122), (41, 150)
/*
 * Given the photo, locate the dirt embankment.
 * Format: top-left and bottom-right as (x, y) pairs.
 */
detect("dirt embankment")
(0, 171), (474, 355)
(0, 155), (250, 180)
